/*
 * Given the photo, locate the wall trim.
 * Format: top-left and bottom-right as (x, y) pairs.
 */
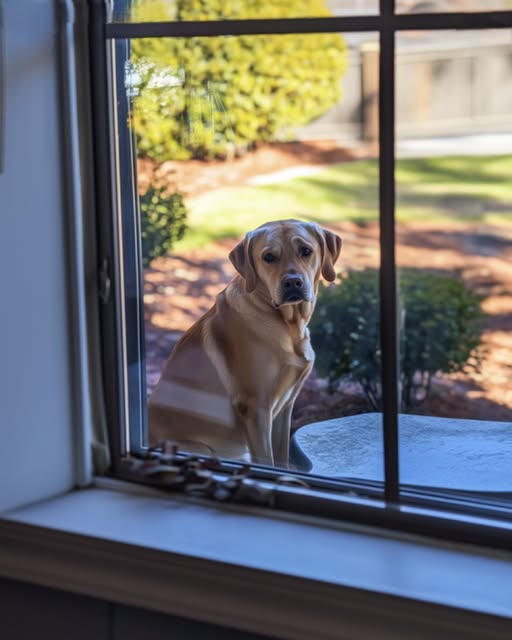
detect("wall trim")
(0, 491), (511, 639)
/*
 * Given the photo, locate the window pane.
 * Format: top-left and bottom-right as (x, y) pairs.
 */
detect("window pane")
(396, 1), (510, 12)
(112, 0), (379, 23)
(114, 28), (387, 483)
(396, 30), (512, 494)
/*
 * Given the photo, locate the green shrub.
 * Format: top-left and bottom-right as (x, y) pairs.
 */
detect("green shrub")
(130, 0), (347, 161)
(140, 185), (188, 267)
(309, 268), (484, 411)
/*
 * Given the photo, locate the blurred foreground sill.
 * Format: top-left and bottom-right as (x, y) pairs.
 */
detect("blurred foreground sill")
(0, 481), (511, 639)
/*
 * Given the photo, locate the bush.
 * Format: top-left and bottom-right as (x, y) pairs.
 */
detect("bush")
(140, 185), (188, 267)
(309, 268), (484, 411)
(130, 0), (347, 161)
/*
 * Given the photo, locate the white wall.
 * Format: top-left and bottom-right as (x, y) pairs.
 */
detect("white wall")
(0, 0), (75, 510)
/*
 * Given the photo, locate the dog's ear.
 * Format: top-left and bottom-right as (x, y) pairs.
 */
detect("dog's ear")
(229, 232), (258, 293)
(312, 225), (342, 282)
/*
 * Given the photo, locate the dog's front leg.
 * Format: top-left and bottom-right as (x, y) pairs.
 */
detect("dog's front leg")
(272, 403), (293, 469)
(240, 404), (274, 466)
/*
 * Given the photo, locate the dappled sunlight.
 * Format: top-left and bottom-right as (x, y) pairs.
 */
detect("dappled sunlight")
(482, 296), (512, 319)
(396, 156), (512, 221)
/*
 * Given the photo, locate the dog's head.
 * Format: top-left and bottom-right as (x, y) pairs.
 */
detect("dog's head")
(229, 219), (342, 308)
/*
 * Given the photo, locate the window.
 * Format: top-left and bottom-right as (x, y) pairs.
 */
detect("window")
(90, 0), (512, 547)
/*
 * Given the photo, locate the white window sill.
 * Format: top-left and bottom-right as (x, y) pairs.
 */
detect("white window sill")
(0, 480), (511, 639)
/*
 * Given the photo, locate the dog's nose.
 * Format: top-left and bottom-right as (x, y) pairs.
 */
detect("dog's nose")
(282, 274), (304, 290)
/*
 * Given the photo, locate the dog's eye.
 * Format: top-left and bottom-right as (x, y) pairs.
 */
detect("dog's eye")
(263, 252), (276, 263)
(299, 246), (312, 258)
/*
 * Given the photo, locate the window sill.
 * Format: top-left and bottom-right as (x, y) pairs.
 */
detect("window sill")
(0, 481), (511, 639)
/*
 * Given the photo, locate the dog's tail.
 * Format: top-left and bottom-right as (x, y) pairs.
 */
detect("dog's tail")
(289, 435), (313, 473)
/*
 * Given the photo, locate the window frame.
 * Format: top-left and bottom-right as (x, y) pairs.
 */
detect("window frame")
(88, 0), (512, 551)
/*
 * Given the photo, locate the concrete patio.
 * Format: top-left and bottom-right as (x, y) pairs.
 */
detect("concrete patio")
(295, 413), (512, 491)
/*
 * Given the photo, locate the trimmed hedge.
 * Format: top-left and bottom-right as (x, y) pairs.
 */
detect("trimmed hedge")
(130, 0), (347, 161)
(309, 268), (484, 411)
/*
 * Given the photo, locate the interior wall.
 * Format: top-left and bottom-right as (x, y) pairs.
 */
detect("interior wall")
(0, 0), (75, 511)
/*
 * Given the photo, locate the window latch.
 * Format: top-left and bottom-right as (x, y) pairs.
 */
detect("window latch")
(99, 257), (111, 305)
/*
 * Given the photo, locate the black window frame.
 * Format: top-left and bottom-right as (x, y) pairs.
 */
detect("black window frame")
(88, 0), (512, 551)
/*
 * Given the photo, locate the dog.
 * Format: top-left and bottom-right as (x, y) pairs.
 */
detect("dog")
(148, 219), (342, 468)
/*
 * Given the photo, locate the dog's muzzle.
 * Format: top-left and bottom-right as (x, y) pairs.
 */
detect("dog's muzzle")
(280, 274), (306, 304)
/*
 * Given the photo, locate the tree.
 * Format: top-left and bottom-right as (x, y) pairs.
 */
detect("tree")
(129, 0), (348, 161)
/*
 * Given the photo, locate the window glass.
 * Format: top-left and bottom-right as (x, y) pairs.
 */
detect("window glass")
(396, 1), (510, 12)
(395, 29), (512, 494)
(114, 26), (386, 482)
(112, 0), (379, 23)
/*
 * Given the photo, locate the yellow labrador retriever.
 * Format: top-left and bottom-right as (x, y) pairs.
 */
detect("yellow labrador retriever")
(148, 219), (342, 467)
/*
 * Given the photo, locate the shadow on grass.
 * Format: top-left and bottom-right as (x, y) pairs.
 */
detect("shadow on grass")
(264, 166), (511, 224)
(397, 227), (512, 257)
(176, 155), (512, 248)
(396, 192), (512, 219)
(397, 155), (512, 186)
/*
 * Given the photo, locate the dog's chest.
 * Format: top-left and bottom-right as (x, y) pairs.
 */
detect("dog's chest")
(282, 325), (315, 365)
(268, 334), (314, 405)
(269, 358), (312, 418)
(256, 338), (312, 381)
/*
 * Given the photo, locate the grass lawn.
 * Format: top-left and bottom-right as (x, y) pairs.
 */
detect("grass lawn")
(175, 154), (512, 249)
